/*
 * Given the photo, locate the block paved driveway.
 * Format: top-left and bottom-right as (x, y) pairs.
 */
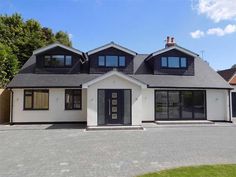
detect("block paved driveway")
(0, 122), (236, 177)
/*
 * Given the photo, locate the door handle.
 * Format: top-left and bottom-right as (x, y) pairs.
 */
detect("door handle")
(108, 99), (111, 115)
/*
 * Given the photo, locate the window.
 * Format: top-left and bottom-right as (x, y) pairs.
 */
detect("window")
(44, 55), (72, 67)
(161, 57), (167, 67)
(155, 90), (206, 120)
(106, 56), (118, 67)
(24, 90), (49, 110)
(119, 56), (125, 66)
(98, 56), (105, 66)
(65, 89), (82, 110)
(180, 57), (187, 67)
(98, 56), (126, 67)
(161, 57), (187, 68)
(65, 56), (72, 66)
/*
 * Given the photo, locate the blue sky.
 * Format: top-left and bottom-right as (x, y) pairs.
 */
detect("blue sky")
(1, 0), (236, 70)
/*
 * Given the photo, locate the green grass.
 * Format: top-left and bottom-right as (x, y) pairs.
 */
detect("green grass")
(137, 164), (236, 177)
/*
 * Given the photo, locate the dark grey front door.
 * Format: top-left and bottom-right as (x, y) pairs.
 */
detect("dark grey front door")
(98, 89), (131, 125)
(232, 92), (236, 117)
(105, 90), (123, 124)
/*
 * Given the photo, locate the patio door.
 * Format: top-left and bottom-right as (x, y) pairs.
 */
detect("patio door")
(232, 92), (236, 117)
(98, 89), (131, 125)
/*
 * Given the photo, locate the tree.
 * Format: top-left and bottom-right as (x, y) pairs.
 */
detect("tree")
(55, 31), (72, 47)
(232, 64), (236, 68)
(0, 13), (72, 67)
(0, 43), (19, 88)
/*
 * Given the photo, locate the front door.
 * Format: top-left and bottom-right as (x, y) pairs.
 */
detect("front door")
(232, 92), (236, 117)
(97, 89), (131, 125)
(105, 90), (123, 124)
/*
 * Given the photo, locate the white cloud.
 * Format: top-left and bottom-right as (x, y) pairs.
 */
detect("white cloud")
(190, 30), (205, 38)
(194, 0), (236, 22)
(69, 33), (73, 39)
(207, 24), (236, 36)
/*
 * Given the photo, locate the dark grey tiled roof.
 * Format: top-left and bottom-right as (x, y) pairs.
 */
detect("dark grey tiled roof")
(132, 58), (231, 89)
(7, 74), (101, 88)
(7, 53), (232, 89)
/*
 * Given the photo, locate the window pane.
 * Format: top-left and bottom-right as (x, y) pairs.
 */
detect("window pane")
(168, 91), (180, 119)
(161, 57), (167, 67)
(106, 56), (118, 67)
(180, 57), (187, 67)
(33, 91), (49, 109)
(51, 55), (64, 67)
(44, 56), (51, 66)
(181, 91), (193, 119)
(119, 56), (125, 66)
(65, 93), (73, 109)
(73, 95), (81, 109)
(24, 96), (32, 109)
(193, 91), (205, 119)
(168, 57), (180, 68)
(65, 56), (72, 66)
(98, 90), (105, 125)
(155, 91), (168, 119)
(123, 90), (131, 124)
(98, 56), (105, 66)
(25, 90), (33, 95)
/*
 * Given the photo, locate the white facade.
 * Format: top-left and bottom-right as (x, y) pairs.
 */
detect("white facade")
(12, 88), (87, 122)
(141, 88), (230, 122)
(86, 75), (143, 126)
(11, 76), (231, 124)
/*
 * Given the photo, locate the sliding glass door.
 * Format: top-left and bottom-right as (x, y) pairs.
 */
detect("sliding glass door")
(155, 90), (206, 120)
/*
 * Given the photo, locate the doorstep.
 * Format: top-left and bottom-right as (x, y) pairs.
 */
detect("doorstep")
(86, 125), (143, 131)
(155, 120), (214, 125)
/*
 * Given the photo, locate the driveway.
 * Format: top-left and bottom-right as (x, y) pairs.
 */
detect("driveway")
(0, 123), (236, 177)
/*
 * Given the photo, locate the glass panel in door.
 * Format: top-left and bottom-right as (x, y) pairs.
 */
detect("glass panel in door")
(168, 91), (180, 119)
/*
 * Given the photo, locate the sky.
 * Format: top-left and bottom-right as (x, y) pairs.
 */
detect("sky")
(0, 0), (236, 70)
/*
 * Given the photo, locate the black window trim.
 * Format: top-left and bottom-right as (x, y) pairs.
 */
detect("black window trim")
(44, 55), (73, 68)
(154, 90), (206, 120)
(23, 89), (49, 110)
(65, 89), (82, 110)
(161, 56), (187, 69)
(98, 55), (126, 68)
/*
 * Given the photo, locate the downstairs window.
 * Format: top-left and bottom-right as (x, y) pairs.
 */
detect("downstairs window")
(65, 89), (82, 110)
(24, 90), (49, 110)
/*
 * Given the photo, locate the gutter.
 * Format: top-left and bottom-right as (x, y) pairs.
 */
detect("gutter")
(147, 85), (233, 90)
(228, 90), (232, 122)
(9, 89), (14, 125)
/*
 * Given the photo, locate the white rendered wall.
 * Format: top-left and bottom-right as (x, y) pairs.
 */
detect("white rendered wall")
(12, 88), (87, 122)
(142, 88), (229, 121)
(86, 75), (142, 126)
(206, 89), (229, 121)
(142, 89), (155, 121)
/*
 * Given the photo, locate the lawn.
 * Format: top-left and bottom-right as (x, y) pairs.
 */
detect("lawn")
(137, 164), (236, 177)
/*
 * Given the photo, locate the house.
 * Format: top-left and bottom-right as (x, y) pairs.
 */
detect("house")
(218, 68), (236, 119)
(7, 37), (232, 128)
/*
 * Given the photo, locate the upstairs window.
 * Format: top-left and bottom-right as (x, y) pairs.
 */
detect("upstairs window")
(98, 56), (126, 67)
(161, 57), (187, 68)
(44, 55), (72, 67)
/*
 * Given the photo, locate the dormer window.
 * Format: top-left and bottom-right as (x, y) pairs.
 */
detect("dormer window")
(44, 55), (72, 67)
(98, 55), (126, 67)
(161, 57), (187, 68)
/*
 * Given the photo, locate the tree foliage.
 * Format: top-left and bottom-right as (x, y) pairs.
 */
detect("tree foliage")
(0, 43), (18, 88)
(0, 13), (72, 87)
(55, 31), (72, 47)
